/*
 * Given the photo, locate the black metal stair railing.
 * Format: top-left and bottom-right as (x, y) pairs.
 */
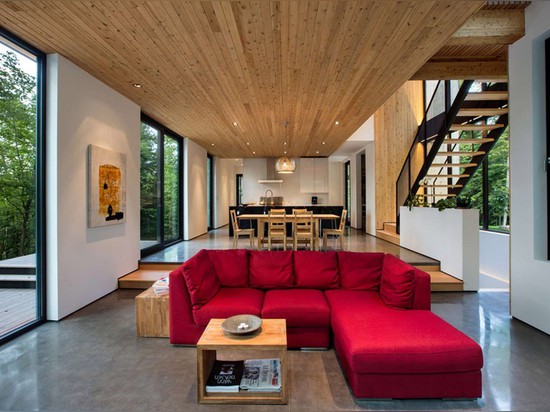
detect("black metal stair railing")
(395, 80), (474, 229)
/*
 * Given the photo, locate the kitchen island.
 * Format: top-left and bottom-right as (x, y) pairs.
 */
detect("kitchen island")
(228, 205), (344, 237)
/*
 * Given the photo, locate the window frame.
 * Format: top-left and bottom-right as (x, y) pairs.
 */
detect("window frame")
(140, 114), (184, 258)
(0, 27), (47, 345)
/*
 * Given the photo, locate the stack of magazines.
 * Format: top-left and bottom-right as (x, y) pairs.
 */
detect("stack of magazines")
(152, 277), (169, 295)
(205, 358), (282, 393)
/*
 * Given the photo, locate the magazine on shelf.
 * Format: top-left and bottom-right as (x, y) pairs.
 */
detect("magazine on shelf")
(205, 360), (245, 393)
(152, 277), (169, 296)
(239, 358), (282, 392)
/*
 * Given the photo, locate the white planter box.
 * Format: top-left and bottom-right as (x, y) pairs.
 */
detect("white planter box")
(399, 206), (479, 291)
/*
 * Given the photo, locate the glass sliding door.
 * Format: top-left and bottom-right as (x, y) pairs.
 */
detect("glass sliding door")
(0, 31), (46, 343)
(206, 154), (214, 230)
(344, 161), (351, 225)
(140, 117), (183, 256)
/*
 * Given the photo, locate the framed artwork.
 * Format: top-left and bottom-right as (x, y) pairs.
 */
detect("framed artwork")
(88, 144), (127, 227)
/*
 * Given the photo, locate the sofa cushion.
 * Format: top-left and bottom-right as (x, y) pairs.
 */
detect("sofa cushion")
(207, 249), (249, 287)
(249, 250), (294, 289)
(337, 251), (384, 291)
(294, 251), (339, 289)
(182, 249), (220, 309)
(262, 289), (330, 327)
(379, 254), (416, 309)
(192, 287), (264, 326)
(326, 290), (483, 374)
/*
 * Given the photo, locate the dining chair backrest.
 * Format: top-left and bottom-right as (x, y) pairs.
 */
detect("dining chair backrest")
(230, 209), (239, 231)
(268, 209), (286, 228)
(292, 208), (309, 215)
(338, 209), (348, 231)
(294, 212), (313, 232)
(269, 208), (286, 215)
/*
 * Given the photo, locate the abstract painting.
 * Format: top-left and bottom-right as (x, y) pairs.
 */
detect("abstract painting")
(88, 144), (127, 227)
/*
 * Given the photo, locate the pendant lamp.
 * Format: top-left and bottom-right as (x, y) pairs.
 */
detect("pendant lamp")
(275, 156), (296, 174)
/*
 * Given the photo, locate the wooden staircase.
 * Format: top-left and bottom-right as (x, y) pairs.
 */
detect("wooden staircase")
(118, 262), (180, 289)
(376, 222), (400, 246)
(416, 80), (509, 203)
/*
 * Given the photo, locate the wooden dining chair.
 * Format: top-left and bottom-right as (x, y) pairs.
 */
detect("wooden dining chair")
(267, 209), (287, 250)
(230, 209), (255, 249)
(322, 209), (348, 251)
(291, 208), (310, 215)
(293, 212), (314, 251)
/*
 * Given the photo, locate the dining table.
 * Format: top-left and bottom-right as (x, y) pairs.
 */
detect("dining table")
(237, 213), (340, 250)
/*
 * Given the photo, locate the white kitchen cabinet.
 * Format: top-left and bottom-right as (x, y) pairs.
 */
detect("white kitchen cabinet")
(300, 158), (328, 193)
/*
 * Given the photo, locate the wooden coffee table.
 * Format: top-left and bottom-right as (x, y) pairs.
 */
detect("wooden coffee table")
(196, 318), (288, 404)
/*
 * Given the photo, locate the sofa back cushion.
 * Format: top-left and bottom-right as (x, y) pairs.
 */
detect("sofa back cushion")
(294, 251), (339, 289)
(337, 251), (384, 291)
(249, 250), (294, 289)
(207, 249), (249, 287)
(380, 254), (416, 309)
(182, 249), (220, 309)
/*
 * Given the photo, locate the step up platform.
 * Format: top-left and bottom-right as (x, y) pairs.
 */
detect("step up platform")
(118, 263), (180, 289)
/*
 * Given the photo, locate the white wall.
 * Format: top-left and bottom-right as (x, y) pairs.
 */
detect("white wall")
(46, 54), (140, 320)
(480, 231), (510, 285)
(214, 157), (237, 228)
(350, 151), (364, 228)
(184, 138), (207, 240)
(242, 158), (341, 206)
(364, 142), (376, 235)
(400, 207), (480, 291)
(509, 2), (550, 334)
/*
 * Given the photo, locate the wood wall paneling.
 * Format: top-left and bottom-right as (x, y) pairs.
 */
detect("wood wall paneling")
(374, 81), (424, 230)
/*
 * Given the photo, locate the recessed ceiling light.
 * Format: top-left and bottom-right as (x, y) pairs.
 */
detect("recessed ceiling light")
(252, 151), (256, 155)
(211, 143), (215, 146)
(246, 142), (250, 146)
(284, 151), (287, 154)
(322, 142), (326, 145)
(233, 122), (238, 126)
(334, 121), (340, 125)
(283, 142), (287, 145)
(316, 151), (319, 154)
(132, 83), (142, 88)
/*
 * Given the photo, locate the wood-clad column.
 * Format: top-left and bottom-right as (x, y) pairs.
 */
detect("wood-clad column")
(374, 81), (424, 230)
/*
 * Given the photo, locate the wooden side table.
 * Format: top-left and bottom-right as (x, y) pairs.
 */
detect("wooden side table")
(135, 287), (169, 338)
(196, 318), (288, 404)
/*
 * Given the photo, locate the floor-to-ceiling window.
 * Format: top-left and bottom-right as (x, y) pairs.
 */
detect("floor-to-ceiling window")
(140, 116), (183, 256)
(344, 161), (351, 225)
(206, 154), (214, 230)
(0, 30), (46, 344)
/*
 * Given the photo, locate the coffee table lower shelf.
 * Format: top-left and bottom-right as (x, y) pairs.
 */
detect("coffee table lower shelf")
(196, 318), (288, 405)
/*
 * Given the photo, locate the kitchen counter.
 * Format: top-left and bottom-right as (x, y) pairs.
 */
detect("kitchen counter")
(229, 205), (344, 237)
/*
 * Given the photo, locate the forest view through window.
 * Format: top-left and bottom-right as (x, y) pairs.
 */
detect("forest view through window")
(0, 35), (45, 342)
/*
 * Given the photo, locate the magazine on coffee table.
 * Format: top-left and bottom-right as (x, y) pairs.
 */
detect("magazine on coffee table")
(239, 358), (281, 392)
(205, 360), (245, 393)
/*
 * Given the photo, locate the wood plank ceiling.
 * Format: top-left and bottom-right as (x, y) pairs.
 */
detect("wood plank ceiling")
(0, 1), (491, 158)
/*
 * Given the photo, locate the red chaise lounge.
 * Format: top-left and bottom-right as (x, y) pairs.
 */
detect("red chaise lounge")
(169, 249), (483, 399)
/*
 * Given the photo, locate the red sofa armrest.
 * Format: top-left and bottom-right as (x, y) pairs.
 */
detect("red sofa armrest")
(412, 269), (431, 310)
(169, 265), (205, 345)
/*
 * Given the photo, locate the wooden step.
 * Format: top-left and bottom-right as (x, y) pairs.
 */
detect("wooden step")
(118, 268), (173, 289)
(465, 91), (508, 101)
(424, 174), (469, 178)
(428, 271), (464, 292)
(431, 162), (477, 168)
(376, 229), (400, 246)
(443, 138), (494, 144)
(457, 108), (508, 117)
(416, 193), (457, 197)
(476, 78), (508, 84)
(449, 124), (504, 131)
(139, 262), (181, 271)
(419, 183), (463, 188)
(413, 263), (441, 272)
(383, 222), (397, 235)
(437, 151), (485, 156)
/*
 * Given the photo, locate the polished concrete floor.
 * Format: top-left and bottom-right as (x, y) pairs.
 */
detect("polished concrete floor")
(141, 227), (439, 267)
(1, 290), (548, 411)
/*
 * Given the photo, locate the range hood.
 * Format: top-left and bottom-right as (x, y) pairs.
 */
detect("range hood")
(257, 158), (284, 183)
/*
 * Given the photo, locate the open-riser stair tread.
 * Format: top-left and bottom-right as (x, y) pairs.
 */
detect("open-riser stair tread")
(443, 138), (494, 144)
(424, 174), (469, 178)
(465, 91), (509, 101)
(449, 124), (504, 131)
(419, 183), (463, 188)
(436, 151), (485, 156)
(431, 162), (478, 168)
(457, 107), (509, 117)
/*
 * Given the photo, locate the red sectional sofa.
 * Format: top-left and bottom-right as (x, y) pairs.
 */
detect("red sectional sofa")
(169, 249), (483, 399)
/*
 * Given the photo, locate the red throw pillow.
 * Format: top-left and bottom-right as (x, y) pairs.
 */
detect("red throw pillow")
(337, 251), (384, 291)
(249, 250), (294, 289)
(182, 249), (220, 309)
(207, 249), (249, 287)
(380, 254), (416, 309)
(294, 251), (339, 289)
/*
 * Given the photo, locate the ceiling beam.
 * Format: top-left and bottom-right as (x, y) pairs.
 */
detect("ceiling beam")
(447, 9), (525, 46)
(411, 60), (508, 80)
